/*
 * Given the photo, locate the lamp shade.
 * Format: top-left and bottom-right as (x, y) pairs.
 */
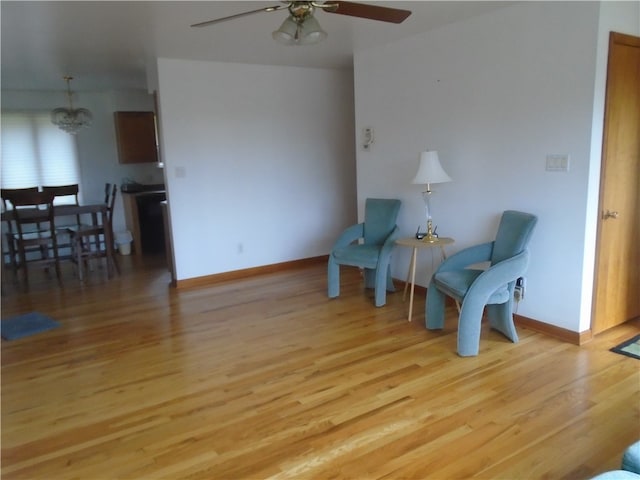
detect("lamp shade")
(411, 151), (452, 185)
(272, 17), (299, 44)
(298, 16), (327, 45)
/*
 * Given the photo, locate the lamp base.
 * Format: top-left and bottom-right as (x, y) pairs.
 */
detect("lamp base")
(422, 219), (439, 243)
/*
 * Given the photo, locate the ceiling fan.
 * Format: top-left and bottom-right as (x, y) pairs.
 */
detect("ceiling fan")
(191, 1), (412, 46)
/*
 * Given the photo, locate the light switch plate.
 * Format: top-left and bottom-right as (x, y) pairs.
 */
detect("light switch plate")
(546, 154), (570, 172)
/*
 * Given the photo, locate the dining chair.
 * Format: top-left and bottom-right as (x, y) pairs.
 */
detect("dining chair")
(328, 198), (402, 307)
(2, 187), (43, 278)
(1, 187), (40, 210)
(425, 210), (538, 356)
(42, 184), (85, 256)
(2, 190), (62, 286)
(67, 183), (120, 281)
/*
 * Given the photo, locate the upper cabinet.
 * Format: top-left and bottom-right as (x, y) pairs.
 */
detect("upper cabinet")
(114, 111), (158, 164)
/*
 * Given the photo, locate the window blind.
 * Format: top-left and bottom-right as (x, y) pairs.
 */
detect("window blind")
(1, 111), (81, 205)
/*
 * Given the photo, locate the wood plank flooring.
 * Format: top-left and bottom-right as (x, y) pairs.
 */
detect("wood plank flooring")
(1, 255), (639, 479)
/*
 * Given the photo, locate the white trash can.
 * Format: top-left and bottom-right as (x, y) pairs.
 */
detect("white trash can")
(115, 230), (133, 255)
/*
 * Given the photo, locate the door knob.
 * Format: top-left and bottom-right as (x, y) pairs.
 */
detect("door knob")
(603, 210), (619, 219)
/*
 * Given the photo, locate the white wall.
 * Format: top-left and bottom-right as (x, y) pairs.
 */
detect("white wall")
(155, 58), (356, 280)
(353, 1), (626, 333)
(1, 89), (164, 233)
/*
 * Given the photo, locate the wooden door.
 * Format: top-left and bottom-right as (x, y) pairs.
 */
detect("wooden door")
(592, 32), (640, 334)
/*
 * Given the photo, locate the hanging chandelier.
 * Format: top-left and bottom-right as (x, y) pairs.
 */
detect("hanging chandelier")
(51, 76), (92, 135)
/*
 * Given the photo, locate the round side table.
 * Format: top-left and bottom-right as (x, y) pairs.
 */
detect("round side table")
(395, 237), (454, 322)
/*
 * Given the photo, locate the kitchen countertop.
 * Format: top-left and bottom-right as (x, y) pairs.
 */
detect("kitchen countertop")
(120, 183), (165, 194)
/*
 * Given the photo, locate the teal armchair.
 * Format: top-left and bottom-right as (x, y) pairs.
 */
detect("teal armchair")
(590, 441), (640, 479)
(328, 198), (401, 307)
(426, 210), (538, 356)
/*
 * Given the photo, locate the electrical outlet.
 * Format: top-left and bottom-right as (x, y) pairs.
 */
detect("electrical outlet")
(514, 277), (526, 301)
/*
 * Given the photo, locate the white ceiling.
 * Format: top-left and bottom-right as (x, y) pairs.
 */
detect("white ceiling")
(1, 1), (513, 92)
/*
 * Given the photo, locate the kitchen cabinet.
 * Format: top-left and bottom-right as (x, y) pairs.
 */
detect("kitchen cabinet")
(114, 111), (158, 164)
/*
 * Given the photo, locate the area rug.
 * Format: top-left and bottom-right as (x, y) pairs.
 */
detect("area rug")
(610, 334), (640, 360)
(1, 312), (60, 341)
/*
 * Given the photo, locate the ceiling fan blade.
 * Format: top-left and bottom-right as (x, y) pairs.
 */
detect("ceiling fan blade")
(191, 5), (286, 28)
(324, 1), (411, 24)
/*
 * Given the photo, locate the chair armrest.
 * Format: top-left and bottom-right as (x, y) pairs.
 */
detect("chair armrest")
(331, 223), (364, 250)
(436, 241), (494, 273)
(380, 225), (400, 257)
(467, 249), (529, 298)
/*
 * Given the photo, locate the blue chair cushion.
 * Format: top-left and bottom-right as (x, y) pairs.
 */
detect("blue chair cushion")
(590, 471), (640, 480)
(434, 269), (510, 304)
(588, 441), (640, 479)
(623, 441), (640, 473)
(332, 244), (381, 269)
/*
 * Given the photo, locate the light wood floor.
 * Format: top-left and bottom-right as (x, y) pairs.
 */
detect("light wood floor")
(1, 255), (639, 479)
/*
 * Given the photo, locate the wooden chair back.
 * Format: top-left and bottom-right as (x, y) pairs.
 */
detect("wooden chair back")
(42, 184), (80, 205)
(1, 187), (41, 276)
(67, 183), (119, 282)
(2, 190), (61, 285)
(42, 184), (82, 228)
(1, 187), (40, 212)
(104, 183), (118, 224)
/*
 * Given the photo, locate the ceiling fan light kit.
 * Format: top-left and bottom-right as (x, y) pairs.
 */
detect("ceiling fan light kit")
(273, 15), (327, 45)
(192, 1), (411, 46)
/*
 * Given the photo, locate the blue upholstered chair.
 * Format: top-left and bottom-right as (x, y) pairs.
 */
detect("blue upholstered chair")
(589, 441), (640, 479)
(426, 210), (537, 356)
(328, 198), (401, 307)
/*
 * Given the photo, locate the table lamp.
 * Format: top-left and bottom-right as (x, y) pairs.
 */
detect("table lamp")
(411, 150), (451, 242)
